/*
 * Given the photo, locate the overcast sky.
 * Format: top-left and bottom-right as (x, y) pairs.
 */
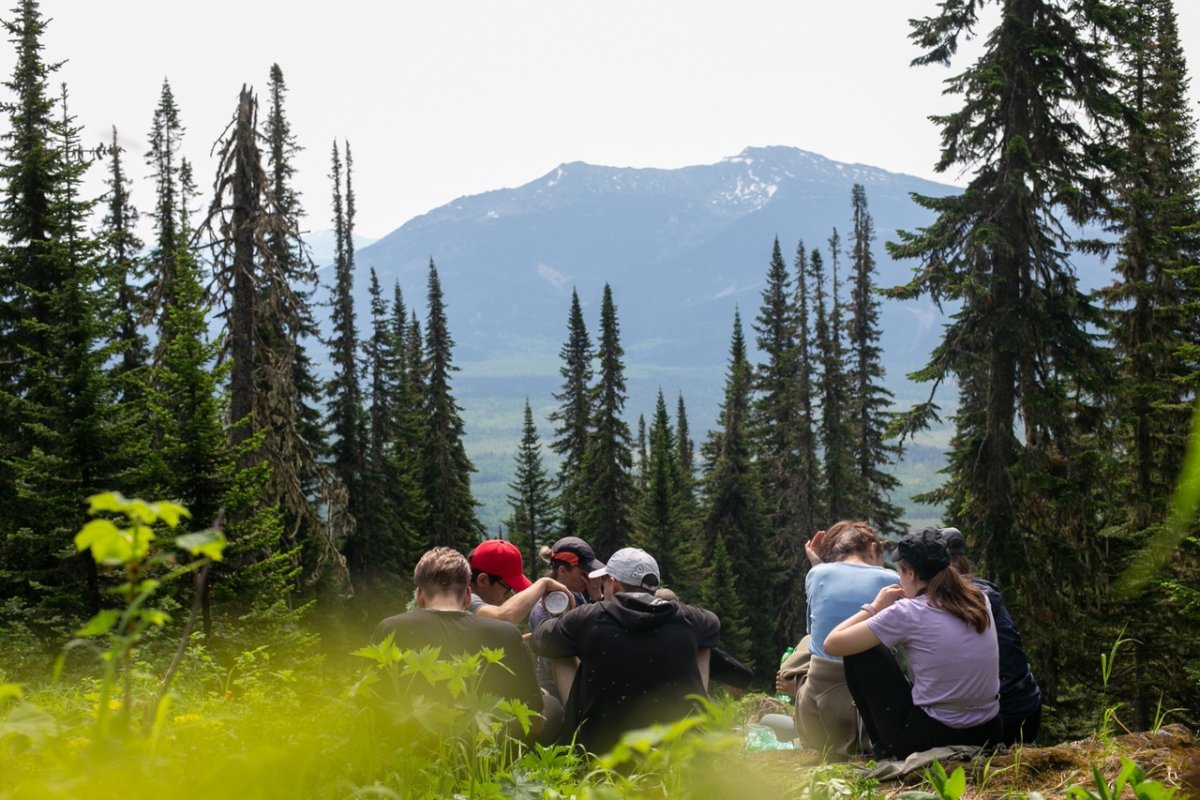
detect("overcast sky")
(13, 0), (1200, 238)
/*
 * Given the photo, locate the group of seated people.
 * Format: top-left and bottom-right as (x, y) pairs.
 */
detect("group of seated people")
(372, 522), (1042, 760)
(772, 522), (1041, 759)
(372, 535), (725, 753)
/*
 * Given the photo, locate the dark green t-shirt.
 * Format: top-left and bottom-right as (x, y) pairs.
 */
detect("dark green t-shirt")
(372, 608), (543, 713)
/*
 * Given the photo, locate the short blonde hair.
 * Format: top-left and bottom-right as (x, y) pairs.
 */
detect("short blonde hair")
(414, 547), (470, 597)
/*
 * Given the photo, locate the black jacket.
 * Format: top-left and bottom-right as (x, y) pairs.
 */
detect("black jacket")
(531, 593), (720, 753)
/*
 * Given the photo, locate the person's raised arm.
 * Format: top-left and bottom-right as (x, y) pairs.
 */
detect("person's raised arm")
(476, 576), (574, 624)
(823, 583), (904, 657)
(805, 529), (828, 566)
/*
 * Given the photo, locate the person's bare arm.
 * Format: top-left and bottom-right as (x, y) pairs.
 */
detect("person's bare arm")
(475, 577), (573, 624)
(823, 583), (904, 657)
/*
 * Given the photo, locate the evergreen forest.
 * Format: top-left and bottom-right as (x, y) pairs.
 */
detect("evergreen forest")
(1, 0), (1199, 797)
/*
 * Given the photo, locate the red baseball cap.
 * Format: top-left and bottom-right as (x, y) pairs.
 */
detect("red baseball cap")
(468, 540), (533, 592)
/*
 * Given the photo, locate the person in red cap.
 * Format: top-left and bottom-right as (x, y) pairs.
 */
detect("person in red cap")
(467, 539), (575, 626)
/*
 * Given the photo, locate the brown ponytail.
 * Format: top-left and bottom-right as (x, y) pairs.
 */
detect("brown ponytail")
(925, 566), (990, 633)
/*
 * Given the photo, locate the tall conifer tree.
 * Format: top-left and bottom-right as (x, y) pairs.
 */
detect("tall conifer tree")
(421, 260), (483, 551)
(505, 400), (557, 580)
(700, 311), (774, 675)
(0, 6), (118, 613)
(549, 289), (593, 538)
(846, 185), (903, 534)
(888, 0), (1124, 701)
(579, 284), (635, 558)
(752, 236), (813, 644)
(634, 390), (687, 588)
(144, 78), (185, 329)
(1099, 0), (1200, 728)
(322, 140), (365, 527)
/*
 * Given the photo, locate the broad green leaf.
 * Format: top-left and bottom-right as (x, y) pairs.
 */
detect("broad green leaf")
(0, 684), (21, 703)
(153, 500), (190, 527)
(131, 523), (155, 561)
(75, 609), (121, 637)
(87, 491), (129, 515)
(944, 766), (967, 800)
(125, 498), (157, 525)
(174, 529), (227, 561)
(74, 519), (132, 564)
(140, 609), (170, 627)
(497, 698), (534, 735)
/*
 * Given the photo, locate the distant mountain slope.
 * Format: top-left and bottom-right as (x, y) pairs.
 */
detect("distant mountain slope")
(340, 146), (1104, 530)
(357, 146), (956, 376)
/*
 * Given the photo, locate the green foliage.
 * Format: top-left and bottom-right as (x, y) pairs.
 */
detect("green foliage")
(67, 492), (226, 737)
(1066, 757), (1180, 800)
(898, 762), (966, 800)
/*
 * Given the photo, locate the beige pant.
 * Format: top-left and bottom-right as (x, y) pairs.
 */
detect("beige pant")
(784, 636), (867, 758)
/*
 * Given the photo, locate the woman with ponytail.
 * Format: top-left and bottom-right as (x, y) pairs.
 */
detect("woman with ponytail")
(824, 527), (1002, 758)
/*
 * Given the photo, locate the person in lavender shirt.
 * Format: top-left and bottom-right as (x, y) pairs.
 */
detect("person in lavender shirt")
(824, 528), (1002, 758)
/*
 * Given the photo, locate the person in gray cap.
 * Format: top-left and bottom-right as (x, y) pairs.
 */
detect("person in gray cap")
(530, 546), (721, 753)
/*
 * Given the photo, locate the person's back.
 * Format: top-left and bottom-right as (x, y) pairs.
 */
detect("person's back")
(373, 607), (542, 711)
(791, 521), (897, 757)
(531, 548), (720, 753)
(371, 547), (543, 721)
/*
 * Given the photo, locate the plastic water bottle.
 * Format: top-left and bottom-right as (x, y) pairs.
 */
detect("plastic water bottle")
(776, 646), (795, 703)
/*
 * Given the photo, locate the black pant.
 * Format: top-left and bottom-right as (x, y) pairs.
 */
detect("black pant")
(843, 644), (1002, 758)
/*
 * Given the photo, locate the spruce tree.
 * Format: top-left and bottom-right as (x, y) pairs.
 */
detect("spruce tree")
(752, 236), (812, 645)
(888, 0), (1125, 704)
(578, 284), (635, 559)
(792, 239), (823, 536)
(549, 288), (593, 538)
(99, 127), (147, 403)
(700, 310), (774, 676)
(1099, 0), (1200, 729)
(699, 532), (751, 664)
(846, 185), (903, 534)
(819, 233), (854, 520)
(350, 267), (407, 579)
(421, 260), (484, 551)
(634, 390), (687, 587)
(322, 140), (365, 526)
(505, 400), (557, 580)
(889, 0), (1121, 584)
(676, 393), (694, 477)
(261, 65), (345, 587)
(0, 5), (118, 614)
(144, 78), (185, 329)
(384, 282), (428, 570)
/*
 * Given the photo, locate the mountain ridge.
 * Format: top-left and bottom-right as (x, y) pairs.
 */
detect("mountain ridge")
(330, 145), (979, 529)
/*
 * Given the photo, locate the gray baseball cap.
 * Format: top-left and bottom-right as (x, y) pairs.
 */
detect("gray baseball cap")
(589, 547), (660, 591)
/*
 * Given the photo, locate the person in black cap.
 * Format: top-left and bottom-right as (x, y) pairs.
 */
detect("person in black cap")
(939, 527), (1042, 745)
(528, 536), (605, 697)
(530, 547), (721, 753)
(824, 528), (1002, 758)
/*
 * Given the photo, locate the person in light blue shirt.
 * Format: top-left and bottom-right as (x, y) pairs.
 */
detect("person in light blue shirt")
(773, 520), (898, 757)
(805, 525), (899, 660)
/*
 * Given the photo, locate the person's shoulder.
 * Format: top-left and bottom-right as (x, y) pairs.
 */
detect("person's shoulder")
(371, 609), (425, 643)
(676, 602), (720, 626)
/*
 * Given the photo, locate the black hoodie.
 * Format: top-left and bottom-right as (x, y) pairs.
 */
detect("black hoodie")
(531, 592), (720, 753)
